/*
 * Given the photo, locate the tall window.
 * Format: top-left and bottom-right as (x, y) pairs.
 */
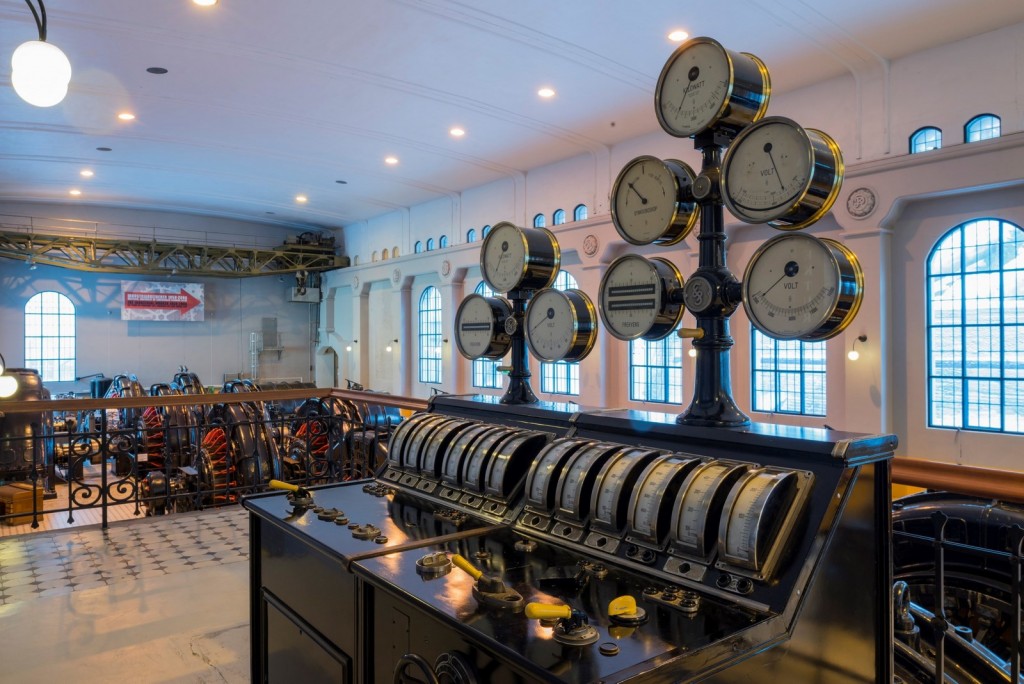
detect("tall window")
(630, 336), (683, 403)
(414, 241), (423, 254)
(418, 287), (443, 384)
(482, 225), (492, 238)
(910, 127), (942, 153)
(553, 209), (566, 226)
(533, 213), (546, 228)
(965, 114), (1000, 142)
(574, 204), (588, 221)
(540, 270), (580, 395)
(927, 218), (1023, 433)
(25, 292), (75, 382)
(426, 238), (435, 251)
(751, 328), (826, 416)
(467, 228), (477, 243)
(439, 235), (449, 249)
(472, 282), (503, 389)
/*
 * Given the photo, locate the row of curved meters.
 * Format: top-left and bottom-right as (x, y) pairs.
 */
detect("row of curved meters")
(384, 412), (813, 588)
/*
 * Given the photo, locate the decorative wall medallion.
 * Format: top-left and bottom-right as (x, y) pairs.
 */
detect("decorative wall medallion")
(353, 275), (360, 289)
(441, 259), (451, 277)
(583, 234), (599, 257)
(392, 268), (401, 284)
(846, 187), (877, 219)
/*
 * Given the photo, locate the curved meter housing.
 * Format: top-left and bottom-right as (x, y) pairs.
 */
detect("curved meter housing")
(483, 431), (549, 500)
(590, 447), (665, 534)
(721, 117), (843, 230)
(717, 468), (811, 580)
(626, 454), (701, 547)
(441, 423), (494, 486)
(554, 443), (622, 524)
(419, 419), (477, 478)
(524, 288), (598, 363)
(399, 414), (449, 471)
(610, 156), (698, 246)
(669, 461), (750, 559)
(525, 438), (594, 512)
(655, 36), (770, 138)
(599, 255), (685, 341)
(455, 294), (513, 360)
(405, 416), (461, 473)
(480, 222), (561, 294)
(462, 426), (517, 493)
(387, 412), (436, 469)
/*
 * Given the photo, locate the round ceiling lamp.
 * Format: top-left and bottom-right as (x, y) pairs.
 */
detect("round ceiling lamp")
(11, 1), (71, 108)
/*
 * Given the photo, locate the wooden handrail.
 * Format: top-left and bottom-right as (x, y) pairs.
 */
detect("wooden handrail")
(892, 457), (1024, 504)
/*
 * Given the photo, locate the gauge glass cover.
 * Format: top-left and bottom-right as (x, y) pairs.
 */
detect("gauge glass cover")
(656, 39), (732, 137)
(599, 255), (684, 341)
(611, 156), (698, 245)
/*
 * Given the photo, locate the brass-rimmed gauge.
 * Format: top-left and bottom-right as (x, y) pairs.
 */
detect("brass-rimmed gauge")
(599, 255), (685, 341)
(480, 221), (560, 293)
(454, 294), (513, 360)
(721, 116), (844, 230)
(742, 232), (863, 340)
(610, 156), (699, 246)
(524, 288), (597, 363)
(655, 36), (770, 138)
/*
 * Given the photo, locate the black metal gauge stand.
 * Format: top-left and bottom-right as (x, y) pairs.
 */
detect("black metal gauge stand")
(500, 290), (538, 405)
(678, 130), (751, 428)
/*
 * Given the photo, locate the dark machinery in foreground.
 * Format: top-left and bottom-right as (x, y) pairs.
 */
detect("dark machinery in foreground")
(0, 368), (54, 488)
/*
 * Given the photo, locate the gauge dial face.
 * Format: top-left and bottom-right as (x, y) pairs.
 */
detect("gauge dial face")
(455, 294), (512, 360)
(480, 222), (560, 293)
(401, 415), (446, 470)
(557, 444), (618, 521)
(527, 439), (591, 510)
(671, 461), (748, 557)
(387, 412), (433, 467)
(599, 255), (684, 341)
(628, 455), (700, 543)
(463, 427), (513, 491)
(718, 469), (803, 576)
(721, 117), (843, 229)
(611, 156), (698, 246)
(442, 424), (492, 484)
(742, 233), (864, 340)
(592, 449), (660, 532)
(655, 37), (770, 138)
(525, 288), (597, 362)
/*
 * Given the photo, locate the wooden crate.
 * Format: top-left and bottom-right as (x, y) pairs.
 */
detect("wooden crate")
(0, 482), (44, 525)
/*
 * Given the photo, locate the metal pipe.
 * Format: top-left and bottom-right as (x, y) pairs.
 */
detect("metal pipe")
(892, 457), (1024, 504)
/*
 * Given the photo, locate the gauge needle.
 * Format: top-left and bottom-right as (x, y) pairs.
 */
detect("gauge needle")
(675, 66), (701, 116)
(531, 308), (555, 334)
(764, 142), (785, 191)
(758, 260), (800, 297)
(627, 181), (648, 205)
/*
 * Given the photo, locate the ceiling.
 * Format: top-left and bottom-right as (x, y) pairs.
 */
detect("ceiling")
(1, 0), (1022, 234)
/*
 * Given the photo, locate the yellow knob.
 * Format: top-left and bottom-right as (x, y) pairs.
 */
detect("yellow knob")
(269, 480), (299, 492)
(451, 554), (483, 581)
(609, 595), (637, 617)
(525, 602), (572, 621)
(677, 328), (705, 339)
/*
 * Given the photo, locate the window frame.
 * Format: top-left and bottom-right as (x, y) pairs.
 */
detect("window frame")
(910, 126), (942, 154)
(439, 235), (449, 249)
(24, 291), (76, 382)
(540, 270), (580, 396)
(426, 238), (435, 251)
(750, 328), (827, 416)
(553, 209), (566, 226)
(471, 282), (504, 390)
(533, 213), (546, 228)
(573, 204), (588, 221)
(466, 228), (477, 243)
(965, 114), (1001, 143)
(418, 286), (443, 385)
(414, 241), (423, 254)
(629, 335), (683, 404)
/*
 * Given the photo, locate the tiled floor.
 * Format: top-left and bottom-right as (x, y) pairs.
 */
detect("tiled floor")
(0, 506), (250, 683)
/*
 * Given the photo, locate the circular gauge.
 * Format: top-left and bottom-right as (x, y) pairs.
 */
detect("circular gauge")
(484, 431), (549, 500)
(721, 116), (844, 230)
(610, 156), (699, 246)
(627, 455), (700, 545)
(480, 222), (560, 294)
(524, 288), (598, 363)
(742, 232), (864, 340)
(526, 438), (593, 511)
(455, 294), (513, 360)
(670, 461), (749, 558)
(718, 469), (802, 576)
(591, 448), (663, 533)
(655, 36), (771, 138)
(599, 255), (685, 341)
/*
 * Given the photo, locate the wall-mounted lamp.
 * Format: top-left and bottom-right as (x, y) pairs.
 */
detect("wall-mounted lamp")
(688, 347), (697, 358)
(847, 334), (867, 361)
(0, 354), (18, 399)
(12, 1), (72, 107)
(386, 339), (398, 353)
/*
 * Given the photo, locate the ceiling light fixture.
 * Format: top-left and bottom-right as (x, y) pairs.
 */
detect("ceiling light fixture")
(295, 195), (308, 203)
(117, 112), (136, 121)
(385, 156), (399, 165)
(11, 1), (72, 108)
(69, 189), (81, 196)
(146, 67), (168, 75)
(192, 0), (218, 6)
(449, 127), (465, 137)
(668, 30), (689, 42)
(80, 169), (93, 177)
(537, 87), (556, 98)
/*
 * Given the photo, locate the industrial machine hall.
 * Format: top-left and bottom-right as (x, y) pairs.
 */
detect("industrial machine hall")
(1, 1), (1023, 682)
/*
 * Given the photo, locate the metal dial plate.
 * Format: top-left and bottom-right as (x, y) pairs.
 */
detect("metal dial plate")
(387, 412), (434, 468)
(462, 426), (516, 493)
(627, 454), (701, 545)
(526, 438), (594, 511)
(406, 417), (459, 473)
(721, 117), (843, 230)
(480, 222), (560, 294)
(655, 36), (770, 138)
(610, 156), (698, 246)
(420, 419), (476, 478)
(741, 232), (864, 340)
(555, 443), (621, 522)
(455, 294), (513, 360)
(599, 255), (685, 341)
(681, 275), (715, 315)
(400, 414), (448, 470)
(670, 461), (749, 558)
(591, 448), (664, 533)
(441, 423), (493, 485)
(484, 431), (549, 500)
(525, 288), (598, 362)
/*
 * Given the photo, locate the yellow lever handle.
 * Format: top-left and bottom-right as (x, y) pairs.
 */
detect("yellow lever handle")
(525, 602), (572, 620)
(269, 480), (299, 492)
(677, 327), (705, 339)
(451, 554), (482, 581)
(609, 595), (637, 617)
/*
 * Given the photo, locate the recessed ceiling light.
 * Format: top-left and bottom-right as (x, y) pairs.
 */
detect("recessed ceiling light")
(69, 189), (81, 196)
(146, 67), (168, 75)
(668, 30), (689, 42)
(537, 87), (556, 98)
(335, 180), (348, 184)
(449, 127), (465, 138)
(295, 195), (308, 203)
(385, 156), (399, 165)
(80, 169), (94, 178)
(117, 112), (136, 121)
(96, 147), (112, 152)
(266, 211), (276, 215)
(193, 0), (218, 6)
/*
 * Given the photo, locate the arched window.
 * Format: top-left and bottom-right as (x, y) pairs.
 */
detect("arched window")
(482, 225), (492, 238)
(574, 204), (588, 221)
(630, 335), (683, 404)
(927, 218), (1024, 433)
(540, 270), (580, 396)
(965, 114), (1001, 142)
(414, 241), (423, 254)
(751, 328), (826, 416)
(418, 286), (443, 384)
(466, 228), (477, 243)
(372, 251), (379, 262)
(553, 209), (566, 226)
(426, 238), (435, 251)
(910, 126), (942, 153)
(354, 255), (361, 265)
(25, 291), (76, 382)
(381, 249), (389, 261)
(392, 246), (399, 259)
(439, 235), (449, 249)
(471, 282), (503, 390)
(533, 213), (546, 228)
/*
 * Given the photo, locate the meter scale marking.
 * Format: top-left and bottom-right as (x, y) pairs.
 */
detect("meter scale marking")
(608, 299), (657, 311)
(608, 284), (656, 296)
(460, 322), (491, 331)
